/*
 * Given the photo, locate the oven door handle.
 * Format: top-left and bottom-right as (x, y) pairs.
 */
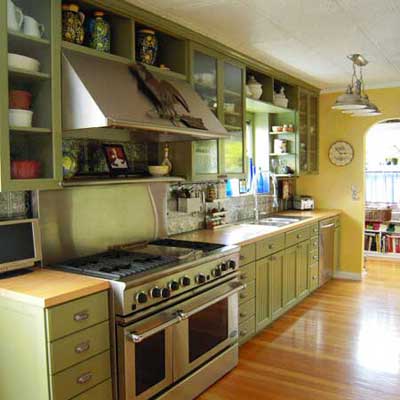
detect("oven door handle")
(178, 281), (246, 319)
(127, 314), (181, 343)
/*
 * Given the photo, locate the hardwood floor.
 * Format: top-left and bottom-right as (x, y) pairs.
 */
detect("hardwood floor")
(200, 260), (400, 400)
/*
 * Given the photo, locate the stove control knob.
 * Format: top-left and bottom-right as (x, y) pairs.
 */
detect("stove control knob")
(180, 276), (191, 286)
(161, 288), (171, 298)
(168, 280), (180, 291)
(220, 262), (228, 272)
(149, 286), (161, 298)
(212, 267), (222, 277)
(228, 260), (237, 269)
(136, 291), (148, 304)
(196, 273), (206, 284)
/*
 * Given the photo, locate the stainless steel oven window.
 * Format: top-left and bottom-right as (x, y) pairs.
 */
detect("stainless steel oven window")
(188, 298), (229, 362)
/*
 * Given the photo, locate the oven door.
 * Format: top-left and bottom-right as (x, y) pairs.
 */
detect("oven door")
(118, 310), (181, 400)
(173, 280), (244, 380)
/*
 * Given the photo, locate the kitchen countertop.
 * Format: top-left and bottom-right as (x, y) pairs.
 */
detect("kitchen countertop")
(0, 268), (109, 308)
(173, 209), (341, 246)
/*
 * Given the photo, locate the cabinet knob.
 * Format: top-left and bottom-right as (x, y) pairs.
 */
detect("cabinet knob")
(240, 273), (247, 280)
(75, 341), (90, 354)
(76, 372), (92, 385)
(240, 312), (248, 318)
(297, 234), (302, 239)
(240, 329), (248, 337)
(240, 293), (247, 299)
(73, 310), (89, 322)
(313, 255), (318, 260)
(268, 244), (274, 250)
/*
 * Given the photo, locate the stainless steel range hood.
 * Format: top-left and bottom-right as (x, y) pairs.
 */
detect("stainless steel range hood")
(62, 50), (230, 142)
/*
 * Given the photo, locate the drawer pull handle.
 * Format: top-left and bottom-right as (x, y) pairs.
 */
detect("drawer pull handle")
(240, 329), (248, 336)
(240, 312), (248, 318)
(73, 311), (89, 322)
(268, 244), (274, 249)
(75, 341), (90, 354)
(240, 293), (247, 299)
(240, 274), (247, 280)
(77, 372), (92, 385)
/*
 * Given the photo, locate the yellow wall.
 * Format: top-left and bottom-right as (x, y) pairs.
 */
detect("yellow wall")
(297, 87), (400, 274)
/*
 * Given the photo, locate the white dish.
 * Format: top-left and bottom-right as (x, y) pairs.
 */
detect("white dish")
(273, 98), (289, 108)
(148, 165), (169, 177)
(8, 53), (40, 72)
(9, 109), (33, 128)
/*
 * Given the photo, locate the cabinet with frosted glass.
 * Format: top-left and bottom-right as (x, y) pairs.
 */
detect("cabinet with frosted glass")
(168, 43), (245, 181)
(298, 88), (319, 175)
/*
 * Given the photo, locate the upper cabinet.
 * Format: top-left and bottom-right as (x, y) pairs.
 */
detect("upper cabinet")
(298, 88), (319, 175)
(0, 0), (62, 192)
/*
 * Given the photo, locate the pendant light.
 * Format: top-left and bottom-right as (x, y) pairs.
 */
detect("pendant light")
(332, 54), (382, 116)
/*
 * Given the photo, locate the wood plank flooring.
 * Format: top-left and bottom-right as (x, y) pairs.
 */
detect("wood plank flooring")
(200, 260), (400, 400)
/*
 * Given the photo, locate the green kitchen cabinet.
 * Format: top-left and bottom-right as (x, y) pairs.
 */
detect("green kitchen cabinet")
(256, 257), (271, 331)
(283, 245), (297, 309)
(270, 250), (285, 320)
(0, 290), (111, 400)
(0, 0), (62, 191)
(296, 240), (310, 298)
(298, 88), (319, 175)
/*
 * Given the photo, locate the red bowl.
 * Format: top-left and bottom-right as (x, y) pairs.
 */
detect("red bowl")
(11, 160), (41, 179)
(9, 90), (32, 110)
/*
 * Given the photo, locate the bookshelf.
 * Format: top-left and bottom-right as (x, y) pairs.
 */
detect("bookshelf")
(364, 220), (400, 259)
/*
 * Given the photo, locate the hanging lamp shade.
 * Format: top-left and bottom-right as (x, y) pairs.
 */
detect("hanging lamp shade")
(331, 81), (368, 110)
(351, 103), (382, 116)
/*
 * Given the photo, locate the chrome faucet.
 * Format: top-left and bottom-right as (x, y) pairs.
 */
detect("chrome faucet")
(271, 174), (279, 212)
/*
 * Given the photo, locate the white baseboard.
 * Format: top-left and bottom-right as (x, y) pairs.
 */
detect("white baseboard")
(333, 271), (362, 281)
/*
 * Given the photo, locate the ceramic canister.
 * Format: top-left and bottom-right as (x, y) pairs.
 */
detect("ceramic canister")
(86, 11), (111, 53)
(136, 29), (158, 65)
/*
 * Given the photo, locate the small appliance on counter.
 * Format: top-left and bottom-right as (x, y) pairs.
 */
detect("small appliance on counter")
(294, 195), (315, 210)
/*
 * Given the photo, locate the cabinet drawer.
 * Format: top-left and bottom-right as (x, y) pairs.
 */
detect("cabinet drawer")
(309, 263), (319, 291)
(51, 350), (111, 400)
(310, 237), (319, 251)
(239, 316), (255, 345)
(309, 249), (319, 264)
(239, 262), (255, 283)
(239, 298), (255, 323)
(286, 227), (310, 247)
(239, 280), (255, 304)
(47, 291), (109, 341)
(310, 223), (319, 237)
(240, 243), (256, 266)
(49, 321), (110, 374)
(73, 379), (113, 400)
(256, 234), (285, 259)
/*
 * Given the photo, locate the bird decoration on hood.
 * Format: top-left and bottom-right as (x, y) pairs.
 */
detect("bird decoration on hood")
(128, 63), (206, 130)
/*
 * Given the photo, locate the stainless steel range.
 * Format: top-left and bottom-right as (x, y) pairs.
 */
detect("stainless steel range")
(54, 238), (243, 400)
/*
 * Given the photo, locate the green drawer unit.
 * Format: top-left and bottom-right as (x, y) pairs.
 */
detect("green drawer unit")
(73, 379), (113, 400)
(48, 321), (110, 374)
(240, 243), (256, 266)
(238, 262), (255, 283)
(255, 233), (285, 260)
(51, 350), (111, 400)
(309, 263), (319, 291)
(239, 298), (255, 324)
(239, 316), (256, 345)
(309, 249), (319, 265)
(310, 236), (319, 251)
(239, 280), (255, 304)
(286, 226), (310, 247)
(46, 291), (109, 341)
(310, 223), (319, 237)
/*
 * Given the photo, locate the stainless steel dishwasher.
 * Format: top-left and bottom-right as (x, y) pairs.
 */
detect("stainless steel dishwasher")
(319, 218), (336, 285)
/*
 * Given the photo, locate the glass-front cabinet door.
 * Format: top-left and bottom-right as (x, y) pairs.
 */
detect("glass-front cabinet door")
(298, 89), (319, 175)
(220, 61), (245, 175)
(190, 44), (245, 179)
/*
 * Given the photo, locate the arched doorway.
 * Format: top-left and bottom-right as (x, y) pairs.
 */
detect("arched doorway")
(364, 119), (400, 260)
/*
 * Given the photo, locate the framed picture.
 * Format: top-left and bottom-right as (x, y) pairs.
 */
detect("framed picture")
(102, 144), (130, 176)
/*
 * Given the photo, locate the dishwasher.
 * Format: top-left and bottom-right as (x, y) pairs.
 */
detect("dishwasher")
(319, 218), (336, 285)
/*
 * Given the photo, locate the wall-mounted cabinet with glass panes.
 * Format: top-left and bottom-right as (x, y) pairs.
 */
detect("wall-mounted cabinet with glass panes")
(298, 88), (319, 175)
(168, 43), (245, 181)
(0, 0), (62, 191)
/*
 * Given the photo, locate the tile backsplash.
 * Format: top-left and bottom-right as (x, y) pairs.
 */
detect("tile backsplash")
(0, 192), (30, 219)
(167, 183), (274, 235)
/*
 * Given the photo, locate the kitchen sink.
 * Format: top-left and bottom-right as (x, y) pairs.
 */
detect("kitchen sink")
(249, 215), (311, 227)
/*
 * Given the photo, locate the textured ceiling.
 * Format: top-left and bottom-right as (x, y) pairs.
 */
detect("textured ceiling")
(127, 0), (400, 89)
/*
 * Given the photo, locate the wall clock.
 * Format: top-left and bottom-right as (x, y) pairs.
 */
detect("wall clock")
(328, 141), (354, 166)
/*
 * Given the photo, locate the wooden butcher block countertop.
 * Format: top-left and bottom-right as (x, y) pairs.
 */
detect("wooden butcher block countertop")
(0, 268), (109, 308)
(173, 209), (341, 246)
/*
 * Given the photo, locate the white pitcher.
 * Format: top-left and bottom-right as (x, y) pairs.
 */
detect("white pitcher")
(7, 0), (24, 32)
(23, 15), (45, 38)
